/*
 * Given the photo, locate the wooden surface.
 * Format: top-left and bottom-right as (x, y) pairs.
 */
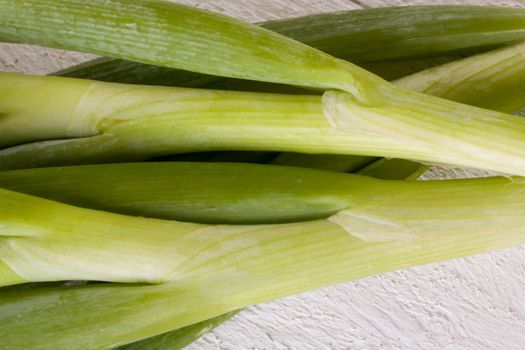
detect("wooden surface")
(1, 1), (525, 349)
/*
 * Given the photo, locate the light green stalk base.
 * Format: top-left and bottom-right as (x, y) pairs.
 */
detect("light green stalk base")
(5, 42), (525, 175)
(46, 7), (525, 178)
(3, 56), (525, 175)
(0, 73), (94, 148)
(275, 42), (525, 174)
(1, 174), (525, 287)
(0, 158), (425, 349)
(1, 176), (525, 348)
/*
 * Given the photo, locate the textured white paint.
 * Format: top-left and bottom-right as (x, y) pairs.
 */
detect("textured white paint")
(2, 0), (525, 349)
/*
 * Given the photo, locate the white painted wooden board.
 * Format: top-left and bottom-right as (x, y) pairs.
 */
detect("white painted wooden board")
(1, 1), (525, 349)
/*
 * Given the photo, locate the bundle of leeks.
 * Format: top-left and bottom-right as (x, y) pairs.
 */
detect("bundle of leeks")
(1, 1), (525, 349)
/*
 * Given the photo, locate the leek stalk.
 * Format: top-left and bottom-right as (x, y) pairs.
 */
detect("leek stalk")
(1, 175), (525, 348)
(0, 0), (366, 94)
(3, 2), (525, 174)
(0, 162), (366, 224)
(0, 162), (419, 224)
(51, 6), (525, 174)
(54, 5), (525, 87)
(0, 156), (424, 349)
(2, 169), (525, 287)
(3, 48), (525, 175)
(1, 2), (524, 347)
(0, 157), (426, 348)
(273, 42), (525, 173)
(3, 1), (525, 91)
(4, 42), (525, 173)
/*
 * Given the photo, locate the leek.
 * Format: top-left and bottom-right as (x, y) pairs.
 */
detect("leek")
(0, 157), (427, 348)
(3, 2), (525, 174)
(0, 0), (367, 94)
(4, 2), (524, 348)
(0, 158), (425, 348)
(1, 175), (525, 348)
(274, 42), (525, 174)
(2, 46), (525, 174)
(51, 5), (517, 174)
(4, 42), (525, 173)
(2, 0), (524, 102)
(55, 6), (525, 87)
(2, 168), (525, 287)
(0, 162), (413, 224)
(395, 44), (525, 115)
(0, 162), (365, 223)
(0, 157), (423, 349)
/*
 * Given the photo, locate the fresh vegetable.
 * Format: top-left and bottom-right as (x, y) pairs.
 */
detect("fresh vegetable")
(0, 0), (523, 348)
(0, 0), (368, 94)
(395, 42), (525, 114)
(1, 67), (524, 176)
(276, 45), (523, 178)
(2, 165), (525, 287)
(0, 146), (428, 349)
(1, 174), (525, 348)
(4, 40), (525, 174)
(0, 154), (424, 349)
(3, 2), (525, 175)
(275, 41), (525, 173)
(0, 162), (421, 224)
(54, 5), (525, 87)
(49, 5), (525, 174)
(4, 0), (525, 106)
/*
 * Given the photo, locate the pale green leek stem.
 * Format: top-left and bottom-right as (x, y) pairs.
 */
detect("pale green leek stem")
(0, 74), (93, 147)
(3, 58), (525, 176)
(5, 42), (525, 174)
(275, 42), (525, 173)
(3, 1), (525, 177)
(0, 159), (423, 349)
(1, 176), (525, 348)
(0, 74), (426, 168)
(1, 175), (525, 287)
